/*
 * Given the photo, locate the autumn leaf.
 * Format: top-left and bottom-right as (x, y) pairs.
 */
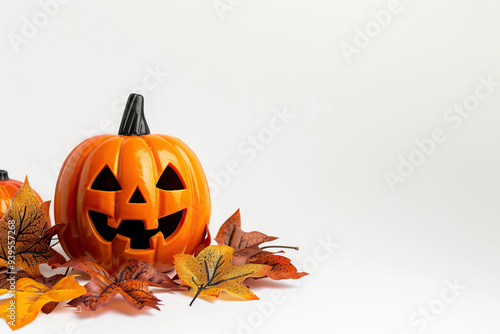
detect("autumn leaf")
(174, 245), (271, 306)
(0, 270), (67, 315)
(214, 209), (308, 280)
(0, 275), (85, 330)
(215, 209), (277, 251)
(0, 178), (65, 277)
(61, 257), (179, 311)
(250, 254), (308, 280)
(0, 270), (64, 290)
(231, 245), (266, 266)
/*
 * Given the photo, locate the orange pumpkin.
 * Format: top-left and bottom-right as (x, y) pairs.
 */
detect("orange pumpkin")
(55, 94), (210, 272)
(0, 170), (43, 218)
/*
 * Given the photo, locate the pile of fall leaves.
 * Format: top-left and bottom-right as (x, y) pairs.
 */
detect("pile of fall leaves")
(0, 179), (307, 330)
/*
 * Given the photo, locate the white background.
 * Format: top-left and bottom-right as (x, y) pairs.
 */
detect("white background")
(1, 1), (499, 333)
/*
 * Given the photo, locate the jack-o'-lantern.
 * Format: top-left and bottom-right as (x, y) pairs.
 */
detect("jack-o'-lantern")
(55, 93), (210, 272)
(0, 170), (44, 218)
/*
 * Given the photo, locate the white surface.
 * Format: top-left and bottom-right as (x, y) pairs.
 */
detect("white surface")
(1, 1), (499, 333)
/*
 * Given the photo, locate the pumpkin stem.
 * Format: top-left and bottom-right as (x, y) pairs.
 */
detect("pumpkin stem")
(0, 170), (9, 181)
(118, 93), (151, 136)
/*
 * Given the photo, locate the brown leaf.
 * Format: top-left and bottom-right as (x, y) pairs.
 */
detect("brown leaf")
(61, 257), (178, 311)
(118, 280), (161, 310)
(0, 178), (65, 277)
(108, 258), (178, 289)
(251, 254), (308, 280)
(232, 246), (264, 266)
(215, 209), (277, 250)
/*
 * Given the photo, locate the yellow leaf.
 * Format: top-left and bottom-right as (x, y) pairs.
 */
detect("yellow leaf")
(174, 245), (271, 306)
(0, 275), (85, 330)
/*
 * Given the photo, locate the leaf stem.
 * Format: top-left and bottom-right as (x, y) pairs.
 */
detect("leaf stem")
(260, 245), (299, 251)
(189, 288), (203, 307)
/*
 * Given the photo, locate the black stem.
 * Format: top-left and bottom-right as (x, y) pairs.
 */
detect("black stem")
(189, 257), (224, 306)
(0, 170), (9, 181)
(189, 288), (202, 307)
(118, 93), (150, 136)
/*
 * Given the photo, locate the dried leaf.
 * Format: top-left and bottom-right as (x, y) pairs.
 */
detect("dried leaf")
(0, 271), (67, 315)
(0, 275), (85, 330)
(174, 245), (271, 306)
(215, 209), (277, 251)
(111, 258), (178, 289)
(61, 257), (178, 311)
(251, 254), (308, 280)
(232, 246), (264, 266)
(0, 178), (65, 277)
(0, 271), (65, 290)
(214, 209), (308, 280)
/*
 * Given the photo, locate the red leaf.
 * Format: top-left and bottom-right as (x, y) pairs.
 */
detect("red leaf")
(251, 254), (308, 280)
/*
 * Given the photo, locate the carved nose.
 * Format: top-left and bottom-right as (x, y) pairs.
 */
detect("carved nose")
(129, 187), (146, 203)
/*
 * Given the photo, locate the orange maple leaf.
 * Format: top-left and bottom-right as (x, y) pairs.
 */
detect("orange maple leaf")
(61, 257), (179, 311)
(0, 275), (85, 330)
(0, 270), (66, 314)
(0, 178), (65, 277)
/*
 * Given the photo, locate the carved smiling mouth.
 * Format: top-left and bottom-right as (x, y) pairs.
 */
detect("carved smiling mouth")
(89, 209), (186, 249)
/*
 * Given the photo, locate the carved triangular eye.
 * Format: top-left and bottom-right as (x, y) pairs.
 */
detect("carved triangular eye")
(156, 165), (185, 191)
(91, 166), (122, 191)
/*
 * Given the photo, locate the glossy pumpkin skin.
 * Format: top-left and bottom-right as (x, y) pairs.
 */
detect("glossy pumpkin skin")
(55, 94), (210, 273)
(0, 171), (43, 218)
